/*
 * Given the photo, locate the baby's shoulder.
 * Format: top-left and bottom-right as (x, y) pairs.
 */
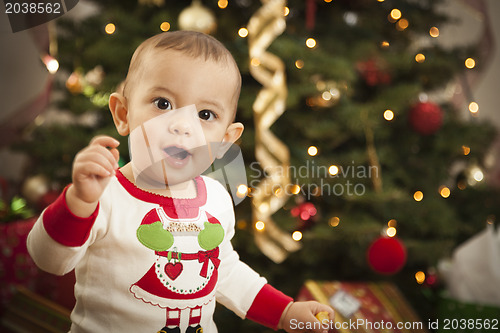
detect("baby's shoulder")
(200, 176), (235, 212)
(200, 175), (228, 193)
(99, 176), (138, 209)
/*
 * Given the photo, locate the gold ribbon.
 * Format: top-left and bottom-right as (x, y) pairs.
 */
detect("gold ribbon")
(248, 0), (300, 263)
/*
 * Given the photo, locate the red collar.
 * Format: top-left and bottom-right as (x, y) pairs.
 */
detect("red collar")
(116, 170), (207, 210)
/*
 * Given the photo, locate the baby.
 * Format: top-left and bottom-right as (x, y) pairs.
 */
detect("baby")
(28, 31), (333, 333)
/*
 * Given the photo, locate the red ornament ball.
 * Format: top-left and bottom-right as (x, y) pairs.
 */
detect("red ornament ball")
(408, 102), (443, 135)
(291, 202), (317, 221)
(367, 236), (407, 275)
(291, 201), (318, 231)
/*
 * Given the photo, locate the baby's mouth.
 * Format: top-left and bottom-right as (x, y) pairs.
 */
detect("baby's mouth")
(163, 146), (191, 160)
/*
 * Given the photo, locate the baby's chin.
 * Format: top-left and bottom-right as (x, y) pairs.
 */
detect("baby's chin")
(133, 160), (204, 191)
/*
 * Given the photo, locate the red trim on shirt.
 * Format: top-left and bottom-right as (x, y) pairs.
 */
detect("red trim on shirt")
(42, 186), (99, 247)
(246, 284), (293, 330)
(116, 170), (207, 207)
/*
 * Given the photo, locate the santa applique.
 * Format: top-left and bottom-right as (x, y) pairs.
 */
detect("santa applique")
(130, 201), (224, 333)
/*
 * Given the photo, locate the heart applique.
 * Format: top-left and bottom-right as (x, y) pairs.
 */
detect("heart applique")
(164, 262), (183, 280)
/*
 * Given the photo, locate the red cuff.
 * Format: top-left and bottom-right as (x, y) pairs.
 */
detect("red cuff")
(246, 284), (293, 330)
(43, 185), (99, 247)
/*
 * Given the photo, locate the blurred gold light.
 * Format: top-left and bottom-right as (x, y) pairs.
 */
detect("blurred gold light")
(390, 9), (402, 20)
(274, 187), (283, 197)
(462, 145), (471, 156)
(316, 80), (326, 90)
(290, 184), (301, 195)
(44, 56), (59, 74)
(386, 227), (397, 237)
(429, 26), (439, 37)
(255, 221), (265, 231)
(473, 168), (484, 182)
(469, 102), (479, 114)
(259, 202), (270, 213)
(439, 186), (451, 198)
(322, 91), (332, 101)
(308, 146), (318, 156)
(330, 88), (340, 99)
(236, 184), (248, 198)
(250, 58), (260, 67)
(397, 18), (409, 31)
(292, 231), (303, 241)
(306, 38), (317, 48)
(415, 53), (425, 63)
(381, 40), (390, 48)
(311, 187), (321, 197)
(160, 22), (171, 32)
(236, 219), (247, 230)
(324, 0), (333, 3)
(284, 6), (290, 16)
(465, 58), (476, 69)
(388, 219), (397, 228)
(384, 109), (394, 121)
(329, 165), (339, 176)
(329, 216), (340, 227)
(295, 59), (304, 69)
(218, 0), (228, 9)
(238, 27), (249, 38)
(105, 23), (116, 34)
(415, 271), (426, 284)
(414, 190), (423, 202)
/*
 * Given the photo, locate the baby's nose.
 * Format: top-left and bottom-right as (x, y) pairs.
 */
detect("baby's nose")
(169, 119), (192, 136)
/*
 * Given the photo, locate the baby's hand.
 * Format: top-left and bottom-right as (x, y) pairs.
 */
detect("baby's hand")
(66, 136), (120, 217)
(279, 301), (334, 333)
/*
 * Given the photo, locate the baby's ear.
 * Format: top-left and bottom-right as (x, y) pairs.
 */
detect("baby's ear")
(109, 92), (130, 136)
(216, 122), (244, 159)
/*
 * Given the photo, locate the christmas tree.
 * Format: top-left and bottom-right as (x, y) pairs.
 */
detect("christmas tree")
(14, 0), (500, 331)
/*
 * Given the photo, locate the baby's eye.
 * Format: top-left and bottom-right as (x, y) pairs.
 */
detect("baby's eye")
(153, 98), (172, 110)
(198, 110), (217, 121)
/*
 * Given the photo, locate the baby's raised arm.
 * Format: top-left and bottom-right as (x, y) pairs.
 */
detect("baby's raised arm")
(66, 135), (120, 217)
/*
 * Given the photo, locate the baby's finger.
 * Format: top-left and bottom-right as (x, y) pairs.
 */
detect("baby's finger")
(92, 144), (120, 170)
(76, 161), (113, 179)
(79, 148), (117, 175)
(89, 136), (120, 168)
(90, 135), (120, 149)
(109, 147), (120, 166)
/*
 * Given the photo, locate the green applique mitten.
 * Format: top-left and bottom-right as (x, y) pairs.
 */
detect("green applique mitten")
(198, 222), (224, 250)
(137, 221), (174, 251)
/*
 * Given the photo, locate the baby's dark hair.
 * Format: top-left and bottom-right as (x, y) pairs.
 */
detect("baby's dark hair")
(122, 31), (241, 101)
(155, 30), (233, 62)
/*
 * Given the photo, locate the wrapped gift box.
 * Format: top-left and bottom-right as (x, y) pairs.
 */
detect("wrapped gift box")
(297, 280), (429, 333)
(1, 286), (71, 332)
(0, 218), (39, 311)
(0, 218), (75, 313)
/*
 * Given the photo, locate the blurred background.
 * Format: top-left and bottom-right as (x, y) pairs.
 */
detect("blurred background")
(1, 0), (500, 332)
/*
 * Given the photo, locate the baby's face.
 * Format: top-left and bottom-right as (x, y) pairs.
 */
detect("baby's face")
(125, 49), (241, 189)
